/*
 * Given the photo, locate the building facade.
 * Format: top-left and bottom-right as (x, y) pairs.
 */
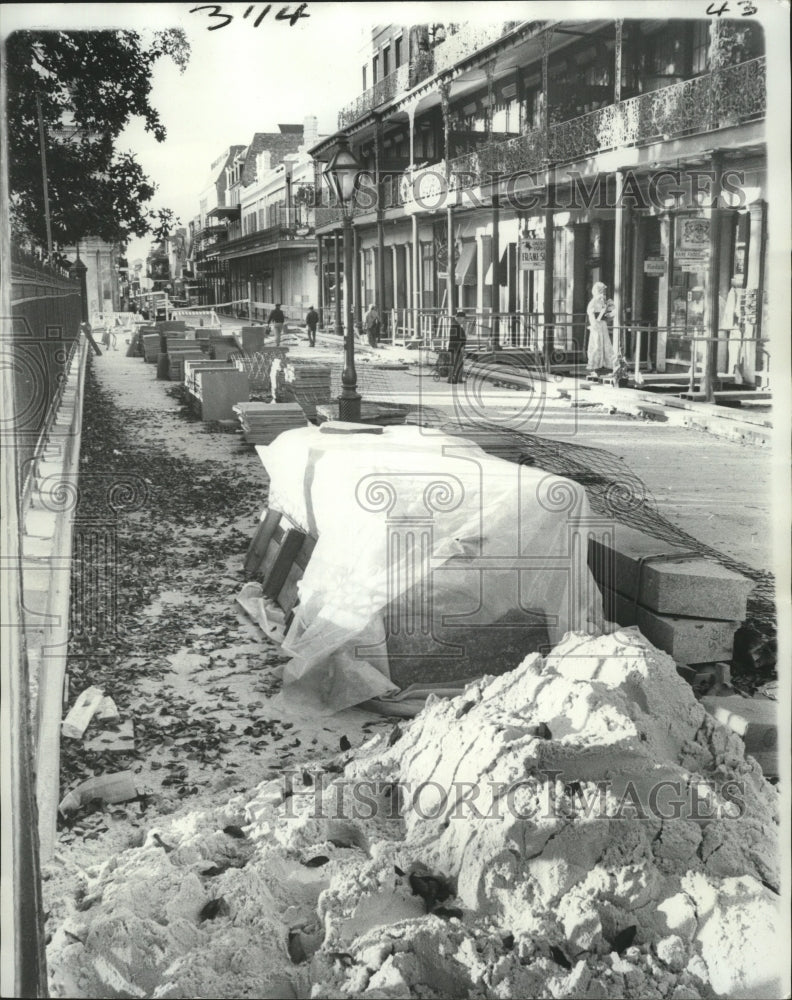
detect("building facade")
(311, 18), (768, 385)
(192, 120), (325, 318)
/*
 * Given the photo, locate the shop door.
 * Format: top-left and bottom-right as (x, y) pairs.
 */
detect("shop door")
(668, 214), (712, 368)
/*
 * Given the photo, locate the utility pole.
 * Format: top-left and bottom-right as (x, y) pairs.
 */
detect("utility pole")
(35, 90), (53, 256)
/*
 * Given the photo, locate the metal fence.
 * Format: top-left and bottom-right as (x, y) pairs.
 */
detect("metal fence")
(8, 247), (83, 498)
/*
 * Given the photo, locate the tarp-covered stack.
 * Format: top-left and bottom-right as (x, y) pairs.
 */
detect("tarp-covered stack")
(249, 425), (604, 713)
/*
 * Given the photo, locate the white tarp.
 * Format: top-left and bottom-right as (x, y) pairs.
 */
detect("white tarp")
(255, 425), (605, 713)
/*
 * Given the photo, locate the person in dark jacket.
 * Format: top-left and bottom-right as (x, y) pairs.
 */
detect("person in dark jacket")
(447, 310), (466, 383)
(268, 303), (285, 346)
(305, 305), (319, 347)
(364, 303), (381, 349)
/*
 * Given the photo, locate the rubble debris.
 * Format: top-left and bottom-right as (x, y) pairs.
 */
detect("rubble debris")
(58, 771), (137, 815)
(95, 696), (120, 724)
(62, 686), (105, 739)
(47, 629), (781, 1000)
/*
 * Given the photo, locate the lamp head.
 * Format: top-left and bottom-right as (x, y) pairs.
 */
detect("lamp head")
(323, 138), (361, 207)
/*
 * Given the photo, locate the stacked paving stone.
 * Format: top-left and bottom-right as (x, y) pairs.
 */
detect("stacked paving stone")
(279, 362), (333, 418)
(588, 525), (753, 666)
(233, 401), (307, 444)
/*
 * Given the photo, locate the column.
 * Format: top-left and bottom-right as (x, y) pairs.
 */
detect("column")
(614, 19), (623, 104)
(746, 200), (766, 382)
(631, 215), (646, 368)
(412, 215), (420, 337)
(317, 235), (324, 325)
(353, 226), (362, 332)
(333, 229), (342, 337)
(377, 221), (386, 313)
(543, 170), (555, 362)
(375, 116), (386, 313)
(613, 168), (627, 362)
(703, 152), (724, 402)
(491, 183), (500, 351)
(542, 29), (552, 147)
(446, 204), (455, 316)
(405, 242), (413, 337)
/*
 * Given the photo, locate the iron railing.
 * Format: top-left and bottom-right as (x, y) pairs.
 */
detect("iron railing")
(9, 253), (83, 496)
(432, 22), (522, 75)
(447, 57), (766, 189)
(338, 63), (411, 129)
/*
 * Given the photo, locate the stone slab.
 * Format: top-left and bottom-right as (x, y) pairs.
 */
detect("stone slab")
(198, 369), (249, 422)
(589, 527), (752, 621)
(601, 586), (739, 666)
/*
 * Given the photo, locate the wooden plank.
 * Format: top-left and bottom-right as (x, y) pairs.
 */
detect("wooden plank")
(244, 509), (281, 578)
(293, 533), (316, 571)
(277, 562), (303, 616)
(262, 528), (307, 599)
(277, 533), (318, 612)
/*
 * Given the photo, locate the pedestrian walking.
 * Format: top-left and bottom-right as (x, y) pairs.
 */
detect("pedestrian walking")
(364, 303), (381, 349)
(585, 282), (615, 375)
(268, 303), (285, 346)
(447, 310), (467, 384)
(305, 305), (319, 347)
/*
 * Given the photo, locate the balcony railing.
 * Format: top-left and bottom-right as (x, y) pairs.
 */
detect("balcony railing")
(338, 63), (410, 129)
(432, 22), (522, 75)
(447, 57), (765, 188)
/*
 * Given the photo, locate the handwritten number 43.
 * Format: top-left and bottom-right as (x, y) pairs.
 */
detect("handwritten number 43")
(706, 1), (757, 14)
(190, 4), (310, 29)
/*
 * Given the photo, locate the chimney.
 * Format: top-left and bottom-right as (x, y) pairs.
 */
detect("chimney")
(303, 115), (318, 146)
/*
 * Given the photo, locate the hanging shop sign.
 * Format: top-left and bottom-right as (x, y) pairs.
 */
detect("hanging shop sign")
(643, 258), (666, 276)
(679, 217), (711, 250)
(675, 251), (709, 273)
(519, 238), (545, 270)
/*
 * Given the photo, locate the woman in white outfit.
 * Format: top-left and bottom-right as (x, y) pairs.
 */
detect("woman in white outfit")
(586, 281), (615, 373)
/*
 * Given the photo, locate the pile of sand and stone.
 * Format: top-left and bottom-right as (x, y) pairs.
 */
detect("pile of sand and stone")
(48, 628), (781, 1000)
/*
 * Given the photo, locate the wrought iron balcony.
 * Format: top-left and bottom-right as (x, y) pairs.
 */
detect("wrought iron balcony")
(446, 57), (765, 189)
(432, 22), (522, 75)
(401, 162), (448, 206)
(338, 63), (410, 129)
(549, 56), (765, 162)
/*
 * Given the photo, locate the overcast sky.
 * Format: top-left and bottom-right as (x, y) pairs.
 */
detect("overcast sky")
(1, 0), (494, 264)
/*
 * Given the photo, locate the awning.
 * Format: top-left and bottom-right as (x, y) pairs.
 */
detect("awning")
(455, 242), (477, 286)
(484, 246), (509, 285)
(207, 205), (240, 221)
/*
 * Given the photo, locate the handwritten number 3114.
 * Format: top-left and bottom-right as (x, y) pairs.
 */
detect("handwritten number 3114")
(706, 1), (757, 14)
(190, 4), (310, 29)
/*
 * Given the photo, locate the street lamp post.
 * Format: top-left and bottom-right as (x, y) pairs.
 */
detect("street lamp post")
(324, 138), (362, 422)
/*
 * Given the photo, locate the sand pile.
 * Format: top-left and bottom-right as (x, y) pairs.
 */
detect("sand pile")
(48, 628), (781, 999)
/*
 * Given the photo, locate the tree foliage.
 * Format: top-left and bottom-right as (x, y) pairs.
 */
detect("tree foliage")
(6, 28), (190, 246)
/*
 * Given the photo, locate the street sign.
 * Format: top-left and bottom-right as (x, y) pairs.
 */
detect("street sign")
(519, 238), (545, 270)
(643, 258), (666, 275)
